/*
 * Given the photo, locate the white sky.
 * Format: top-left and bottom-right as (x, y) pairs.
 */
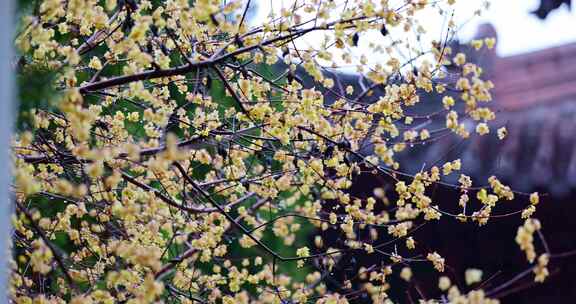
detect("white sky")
(254, 0), (576, 58)
(456, 0), (576, 56)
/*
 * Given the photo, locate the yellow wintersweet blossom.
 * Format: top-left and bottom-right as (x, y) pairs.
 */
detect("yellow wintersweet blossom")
(438, 276), (451, 290)
(497, 126), (508, 140)
(534, 254), (550, 283)
(465, 268), (483, 285)
(516, 219), (542, 263)
(530, 192), (540, 205)
(427, 252), (445, 272)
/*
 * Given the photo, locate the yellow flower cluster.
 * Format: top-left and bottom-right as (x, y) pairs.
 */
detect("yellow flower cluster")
(9, 0), (546, 302)
(516, 219), (542, 263)
(427, 252), (445, 272)
(533, 254), (550, 283)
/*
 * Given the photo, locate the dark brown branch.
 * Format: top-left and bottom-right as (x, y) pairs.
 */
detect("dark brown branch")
(19, 125), (266, 164)
(16, 203), (79, 293)
(120, 171), (256, 214)
(173, 161), (286, 261)
(155, 248), (198, 280)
